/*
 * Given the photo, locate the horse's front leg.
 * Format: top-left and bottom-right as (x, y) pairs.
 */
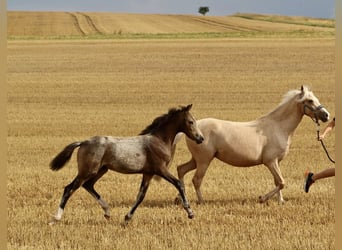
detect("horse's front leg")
(259, 161), (285, 203)
(124, 174), (153, 224)
(272, 171), (285, 203)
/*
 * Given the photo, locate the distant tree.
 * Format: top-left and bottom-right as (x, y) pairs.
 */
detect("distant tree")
(198, 6), (209, 16)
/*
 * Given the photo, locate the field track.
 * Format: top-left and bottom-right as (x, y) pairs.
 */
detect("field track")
(7, 11), (334, 37)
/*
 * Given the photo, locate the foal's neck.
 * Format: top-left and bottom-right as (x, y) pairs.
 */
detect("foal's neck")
(154, 124), (178, 146)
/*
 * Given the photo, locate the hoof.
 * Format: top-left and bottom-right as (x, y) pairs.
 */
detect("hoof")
(48, 218), (59, 226)
(120, 218), (130, 228)
(188, 213), (194, 219)
(258, 196), (265, 203)
(124, 214), (132, 224)
(48, 221), (56, 226)
(104, 214), (110, 220)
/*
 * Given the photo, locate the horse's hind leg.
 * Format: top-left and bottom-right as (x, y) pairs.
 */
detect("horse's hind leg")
(175, 158), (196, 204)
(82, 166), (110, 219)
(192, 160), (212, 204)
(124, 174), (153, 224)
(49, 175), (84, 225)
(177, 158), (197, 182)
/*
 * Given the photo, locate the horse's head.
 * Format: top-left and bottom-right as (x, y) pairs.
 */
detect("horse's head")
(180, 104), (204, 144)
(299, 85), (330, 123)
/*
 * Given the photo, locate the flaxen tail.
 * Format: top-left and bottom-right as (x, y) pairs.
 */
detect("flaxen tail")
(50, 142), (82, 171)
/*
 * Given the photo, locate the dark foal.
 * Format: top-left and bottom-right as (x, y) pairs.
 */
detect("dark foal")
(49, 104), (204, 225)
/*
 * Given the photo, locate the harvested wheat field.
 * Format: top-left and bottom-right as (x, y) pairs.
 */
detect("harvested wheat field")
(7, 11), (334, 38)
(7, 12), (335, 249)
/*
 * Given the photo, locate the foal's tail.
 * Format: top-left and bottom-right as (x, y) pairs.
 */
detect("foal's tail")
(50, 142), (82, 171)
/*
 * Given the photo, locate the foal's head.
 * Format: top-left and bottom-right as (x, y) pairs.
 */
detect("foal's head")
(139, 104), (204, 144)
(178, 104), (204, 144)
(298, 85), (330, 123)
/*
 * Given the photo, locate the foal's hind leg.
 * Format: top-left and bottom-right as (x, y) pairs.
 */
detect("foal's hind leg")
(82, 166), (111, 219)
(49, 175), (85, 225)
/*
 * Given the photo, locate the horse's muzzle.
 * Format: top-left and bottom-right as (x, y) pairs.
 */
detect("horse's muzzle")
(195, 135), (204, 144)
(317, 109), (330, 122)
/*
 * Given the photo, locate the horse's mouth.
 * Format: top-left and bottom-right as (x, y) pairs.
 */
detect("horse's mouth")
(320, 116), (329, 123)
(318, 111), (330, 123)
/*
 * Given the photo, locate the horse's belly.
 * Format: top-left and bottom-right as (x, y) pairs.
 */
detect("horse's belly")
(104, 139), (147, 174)
(109, 153), (147, 174)
(215, 148), (262, 167)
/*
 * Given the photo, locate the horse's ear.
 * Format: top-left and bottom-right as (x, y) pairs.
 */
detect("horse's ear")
(301, 85), (310, 92)
(300, 85), (306, 98)
(185, 104), (193, 111)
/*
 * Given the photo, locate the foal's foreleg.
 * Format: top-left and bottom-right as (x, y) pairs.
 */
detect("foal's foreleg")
(82, 166), (110, 219)
(124, 174), (153, 224)
(161, 172), (194, 219)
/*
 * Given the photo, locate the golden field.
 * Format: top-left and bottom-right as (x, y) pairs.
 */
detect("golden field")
(7, 12), (335, 249)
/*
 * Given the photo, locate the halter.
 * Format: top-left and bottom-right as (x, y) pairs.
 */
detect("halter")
(303, 103), (324, 123)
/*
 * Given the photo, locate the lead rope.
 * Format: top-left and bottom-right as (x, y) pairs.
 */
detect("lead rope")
(316, 122), (335, 164)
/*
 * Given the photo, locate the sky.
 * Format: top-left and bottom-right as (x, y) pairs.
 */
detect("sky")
(7, 0), (335, 19)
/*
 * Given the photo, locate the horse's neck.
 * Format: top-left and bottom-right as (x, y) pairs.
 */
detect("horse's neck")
(264, 98), (303, 136)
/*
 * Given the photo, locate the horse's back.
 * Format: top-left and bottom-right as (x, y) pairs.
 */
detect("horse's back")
(77, 135), (148, 174)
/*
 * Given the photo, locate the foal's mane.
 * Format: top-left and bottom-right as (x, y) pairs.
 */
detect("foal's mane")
(139, 106), (186, 135)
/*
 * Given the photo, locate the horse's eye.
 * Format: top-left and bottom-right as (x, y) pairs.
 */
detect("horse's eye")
(308, 100), (314, 104)
(189, 120), (194, 125)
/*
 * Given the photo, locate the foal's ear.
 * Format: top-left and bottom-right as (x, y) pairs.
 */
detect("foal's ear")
(184, 104), (193, 111)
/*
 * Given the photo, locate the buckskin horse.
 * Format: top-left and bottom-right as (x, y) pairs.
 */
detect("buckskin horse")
(174, 86), (329, 204)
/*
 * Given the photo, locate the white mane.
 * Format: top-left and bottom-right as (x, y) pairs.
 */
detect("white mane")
(279, 85), (312, 106)
(262, 85), (313, 118)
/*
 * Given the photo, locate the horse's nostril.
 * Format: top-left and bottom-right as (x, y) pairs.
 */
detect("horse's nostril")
(324, 113), (329, 120)
(196, 135), (204, 144)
